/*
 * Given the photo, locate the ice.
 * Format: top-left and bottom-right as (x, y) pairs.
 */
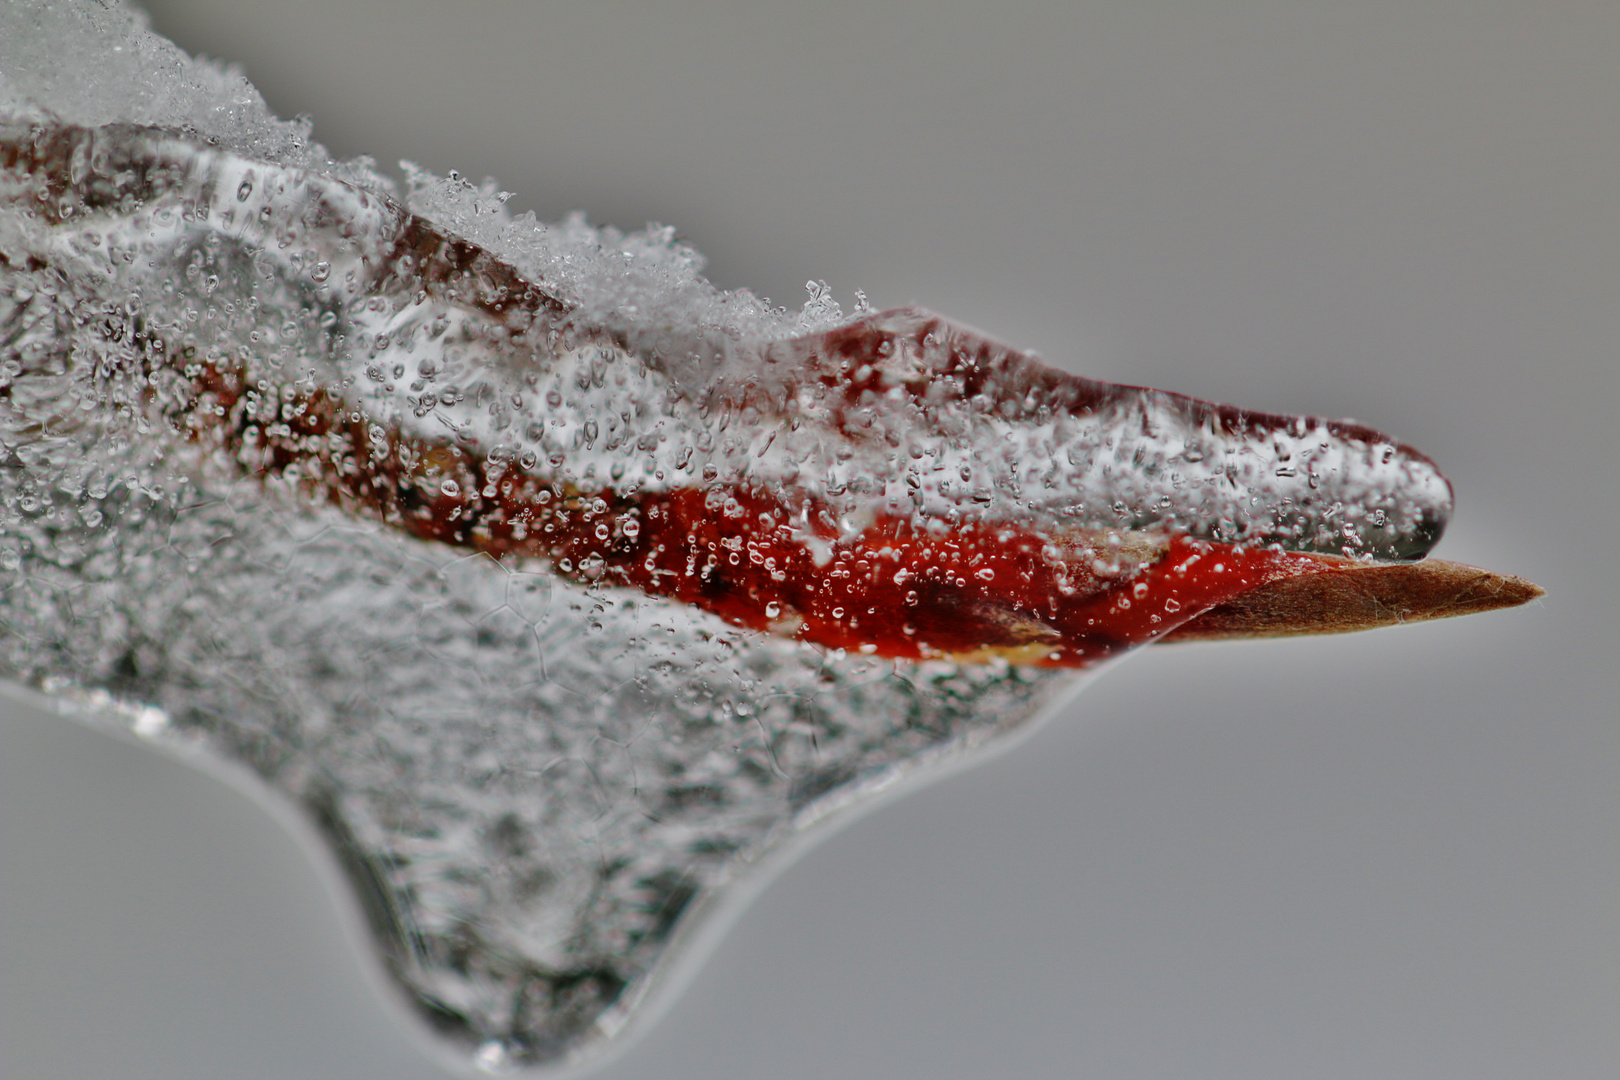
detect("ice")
(0, 3), (1473, 1071)
(0, 0), (384, 189)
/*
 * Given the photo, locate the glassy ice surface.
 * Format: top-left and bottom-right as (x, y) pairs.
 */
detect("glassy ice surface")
(0, 4), (1458, 1070)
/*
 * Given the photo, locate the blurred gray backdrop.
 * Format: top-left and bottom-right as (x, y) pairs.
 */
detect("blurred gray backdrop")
(3, 3), (1615, 1078)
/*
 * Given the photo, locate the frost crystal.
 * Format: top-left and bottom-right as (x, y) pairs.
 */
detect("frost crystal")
(0, 4), (1470, 1071)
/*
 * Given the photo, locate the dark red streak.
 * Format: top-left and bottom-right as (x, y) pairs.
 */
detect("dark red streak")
(173, 361), (1331, 669)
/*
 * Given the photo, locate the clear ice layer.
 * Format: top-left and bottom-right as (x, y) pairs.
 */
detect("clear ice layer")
(0, 5), (1456, 1071)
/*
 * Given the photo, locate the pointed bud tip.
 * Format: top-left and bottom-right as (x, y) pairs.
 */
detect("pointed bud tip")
(1162, 557), (1543, 643)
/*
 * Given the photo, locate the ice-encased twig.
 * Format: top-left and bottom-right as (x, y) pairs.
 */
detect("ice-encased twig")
(0, 11), (1538, 1071)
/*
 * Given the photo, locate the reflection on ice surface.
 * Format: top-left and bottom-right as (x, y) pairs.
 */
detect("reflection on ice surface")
(0, 3), (1537, 1070)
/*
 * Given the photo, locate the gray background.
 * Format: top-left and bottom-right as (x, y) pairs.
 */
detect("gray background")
(3, 2), (1615, 1077)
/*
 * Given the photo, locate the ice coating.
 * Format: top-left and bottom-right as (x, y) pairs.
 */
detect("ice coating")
(0, 6), (1507, 1073)
(0, 119), (1452, 557)
(0, 0), (380, 188)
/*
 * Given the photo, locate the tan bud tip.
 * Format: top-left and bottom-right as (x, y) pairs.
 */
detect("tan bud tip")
(1161, 558), (1544, 643)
